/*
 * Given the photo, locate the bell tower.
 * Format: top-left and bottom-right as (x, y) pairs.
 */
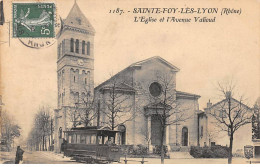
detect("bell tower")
(54, 1), (95, 152)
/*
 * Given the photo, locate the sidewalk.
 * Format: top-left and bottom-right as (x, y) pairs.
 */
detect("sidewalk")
(0, 151), (15, 164)
(38, 151), (73, 162)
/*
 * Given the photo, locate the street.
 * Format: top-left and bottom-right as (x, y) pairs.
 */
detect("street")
(117, 157), (255, 164)
(0, 150), (80, 164)
(0, 150), (258, 164)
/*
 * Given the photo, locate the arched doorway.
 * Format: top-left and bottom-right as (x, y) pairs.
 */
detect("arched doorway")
(182, 127), (188, 146)
(118, 124), (126, 145)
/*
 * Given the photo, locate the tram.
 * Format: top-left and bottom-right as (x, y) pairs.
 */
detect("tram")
(63, 126), (121, 163)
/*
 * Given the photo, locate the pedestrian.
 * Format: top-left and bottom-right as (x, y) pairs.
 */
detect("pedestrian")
(15, 146), (24, 164)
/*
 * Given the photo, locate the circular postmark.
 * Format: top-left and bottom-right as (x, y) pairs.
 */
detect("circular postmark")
(12, 2), (61, 49)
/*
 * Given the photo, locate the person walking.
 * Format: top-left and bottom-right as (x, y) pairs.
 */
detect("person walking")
(15, 146), (24, 164)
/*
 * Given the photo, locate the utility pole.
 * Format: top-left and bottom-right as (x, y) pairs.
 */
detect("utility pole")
(51, 117), (53, 149)
(97, 100), (100, 127)
(257, 105), (260, 139)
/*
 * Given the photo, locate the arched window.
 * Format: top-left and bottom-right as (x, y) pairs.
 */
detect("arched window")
(82, 41), (85, 54)
(118, 124), (126, 145)
(85, 78), (87, 85)
(87, 42), (90, 55)
(70, 38), (74, 52)
(74, 76), (76, 83)
(75, 39), (79, 53)
(182, 127), (188, 146)
(59, 127), (62, 139)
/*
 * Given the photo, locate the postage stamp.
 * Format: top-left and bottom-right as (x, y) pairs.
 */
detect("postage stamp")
(13, 3), (55, 38)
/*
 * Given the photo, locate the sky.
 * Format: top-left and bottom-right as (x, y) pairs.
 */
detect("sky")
(0, 0), (259, 138)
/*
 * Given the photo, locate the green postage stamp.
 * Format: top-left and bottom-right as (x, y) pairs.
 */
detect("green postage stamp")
(13, 3), (55, 38)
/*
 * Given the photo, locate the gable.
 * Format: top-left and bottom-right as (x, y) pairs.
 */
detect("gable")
(130, 56), (180, 72)
(207, 98), (252, 116)
(95, 56), (179, 92)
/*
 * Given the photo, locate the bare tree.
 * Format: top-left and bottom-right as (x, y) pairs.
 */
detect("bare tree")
(138, 71), (191, 164)
(29, 106), (52, 151)
(252, 99), (260, 140)
(100, 76), (135, 131)
(78, 90), (98, 127)
(209, 82), (253, 164)
(68, 103), (81, 128)
(140, 126), (152, 151)
(0, 110), (21, 151)
(68, 87), (98, 128)
(27, 128), (41, 151)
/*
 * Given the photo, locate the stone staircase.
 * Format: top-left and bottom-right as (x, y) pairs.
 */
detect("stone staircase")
(169, 146), (194, 159)
(169, 151), (194, 159)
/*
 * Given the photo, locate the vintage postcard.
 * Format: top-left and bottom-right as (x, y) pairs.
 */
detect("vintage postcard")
(0, 0), (259, 165)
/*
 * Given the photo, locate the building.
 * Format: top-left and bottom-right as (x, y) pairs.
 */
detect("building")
(0, 95), (4, 140)
(204, 95), (253, 154)
(54, 2), (95, 153)
(252, 97), (260, 158)
(94, 56), (203, 151)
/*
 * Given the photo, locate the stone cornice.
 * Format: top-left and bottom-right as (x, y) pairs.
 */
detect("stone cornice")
(63, 25), (95, 36)
(57, 64), (94, 73)
(57, 54), (94, 64)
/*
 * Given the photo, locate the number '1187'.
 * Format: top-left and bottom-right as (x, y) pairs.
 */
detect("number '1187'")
(109, 8), (124, 15)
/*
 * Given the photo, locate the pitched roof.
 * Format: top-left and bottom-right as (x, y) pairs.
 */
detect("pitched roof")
(208, 97), (252, 110)
(176, 90), (201, 100)
(129, 56), (180, 72)
(64, 2), (95, 33)
(95, 56), (179, 90)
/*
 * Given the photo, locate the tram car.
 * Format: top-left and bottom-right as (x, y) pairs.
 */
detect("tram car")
(63, 126), (122, 163)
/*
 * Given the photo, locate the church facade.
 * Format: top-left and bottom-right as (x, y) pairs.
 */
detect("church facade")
(94, 56), (205, 151)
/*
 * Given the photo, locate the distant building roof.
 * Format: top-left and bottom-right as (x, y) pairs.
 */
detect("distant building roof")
(208, 97), (252, 110)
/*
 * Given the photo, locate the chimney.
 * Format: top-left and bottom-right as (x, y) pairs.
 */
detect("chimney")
(207, 99), (212, 109)
(226, 91), (232, 99)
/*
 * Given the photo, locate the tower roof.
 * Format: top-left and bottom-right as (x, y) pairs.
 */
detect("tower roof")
(64, 2), (95, 33)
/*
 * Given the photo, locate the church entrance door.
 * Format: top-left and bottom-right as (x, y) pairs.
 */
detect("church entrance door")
(255, 146), (260, 158)
(151, 115), (164, 146)
(182, 127), (188, 146)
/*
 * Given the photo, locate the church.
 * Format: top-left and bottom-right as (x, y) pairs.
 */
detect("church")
(94, 55), (207, 152)
(54, 2), (252, 154)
